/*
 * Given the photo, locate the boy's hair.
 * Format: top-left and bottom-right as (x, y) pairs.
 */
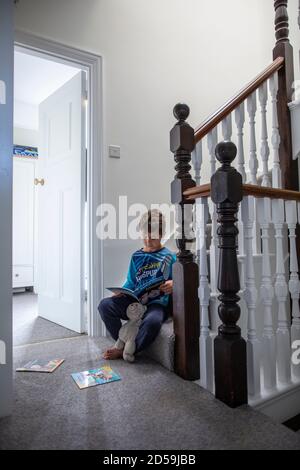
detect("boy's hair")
(139, 209), (166, 239)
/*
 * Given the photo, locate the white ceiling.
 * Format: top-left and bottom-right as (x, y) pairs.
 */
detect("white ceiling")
(14, 50), (81, 105)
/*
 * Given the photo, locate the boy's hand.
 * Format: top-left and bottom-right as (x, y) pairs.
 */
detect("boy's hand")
(160, 280), (173, 295)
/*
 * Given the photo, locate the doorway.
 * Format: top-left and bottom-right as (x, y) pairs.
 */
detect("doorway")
(13, 48), (88, 345)
(13, 32), (104, 344)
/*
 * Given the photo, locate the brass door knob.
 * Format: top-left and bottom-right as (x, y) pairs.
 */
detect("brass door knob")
(34, 178), (45, 186)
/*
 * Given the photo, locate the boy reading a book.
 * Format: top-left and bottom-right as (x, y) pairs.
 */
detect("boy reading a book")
(99, 209), (176, 360)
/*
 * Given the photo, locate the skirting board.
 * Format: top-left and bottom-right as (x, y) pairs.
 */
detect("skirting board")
(250, 381), (300, 423)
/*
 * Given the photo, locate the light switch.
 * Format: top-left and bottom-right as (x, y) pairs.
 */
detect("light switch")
(109, 145), (121, 159)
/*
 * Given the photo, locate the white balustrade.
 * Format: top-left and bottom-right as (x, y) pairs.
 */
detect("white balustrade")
(208, 196), (220, 360)
(207, 128), (219, 299)
(192, 140), (203, 186)
(259, 82), (271, 187)
(287, 201), (300, 380)
(196, 198), (214, 392)
(241, 196), (261, 398)
(192, 72), (296, 401)
(207, 128), (218, 177)
(235, 102), (246, 275)
(247, 91), (259, 185)
(222, 114), (232, 141)
(235, 102), (246, 183)
(247, 91), (261, 254)
(208, 199), (218, 297)
(257, 198), (276, 391)
(269, 73), (281, 188)
(192, 140), (203, 266)
(272, 199), (291, 385)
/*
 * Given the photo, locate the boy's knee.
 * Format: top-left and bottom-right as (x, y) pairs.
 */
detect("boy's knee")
(98, 297), (113, 318)
(144, 315), (163, 334)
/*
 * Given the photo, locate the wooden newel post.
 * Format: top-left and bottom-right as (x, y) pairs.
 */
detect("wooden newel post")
(273, 0), (298, 190)
(170, 103), (200, 381)
(211, 141), (248, 408)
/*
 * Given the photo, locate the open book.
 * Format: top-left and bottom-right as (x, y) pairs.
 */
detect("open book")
(106, 281), (164, 305)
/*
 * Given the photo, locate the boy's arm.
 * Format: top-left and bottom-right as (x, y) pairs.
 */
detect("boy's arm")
(167, 253), (177, 281)
(122, 257), (137, 291)
(160, 253), (177, 294)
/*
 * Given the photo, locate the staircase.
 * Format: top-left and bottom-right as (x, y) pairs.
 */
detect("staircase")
(167, 0), (300, 423)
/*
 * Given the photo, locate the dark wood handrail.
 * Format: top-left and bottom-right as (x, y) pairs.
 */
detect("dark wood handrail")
(184, 183), (300, 202)
(194, 57), (284, 143)
(243, 184), (300, 201)
(184, 183), (211, 199)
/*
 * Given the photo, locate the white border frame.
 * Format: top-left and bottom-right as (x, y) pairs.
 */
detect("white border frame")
(14, 30), (104, 336)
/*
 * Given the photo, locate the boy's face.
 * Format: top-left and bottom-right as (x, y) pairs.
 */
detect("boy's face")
(143, 233), (162, 252)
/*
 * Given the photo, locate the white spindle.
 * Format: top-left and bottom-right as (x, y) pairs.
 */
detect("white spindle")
(234, 103), (246, 286)
(241, 196), (261, 398)
(259, 82), (271, 187)
(235, 102), (246, 182)
(207, 127), (219, 298)
(183, 203), (194, 241)
(208, 194), (219, 392)
(269, 73), (281, 188)
(208, 197), (219, 306)
(257, 198), (276, 391)
(222, 114), (232, 141)
(192, 140), (203, 186)
(196, 198), (214, 391)
(287, 201), (300, 380)
(174, 203), (184, 247)
(247, 91), (260, 254)
(192, 140), (203, 265)
(247, 91), (259, 185)
(272, 199), (291, 384)
(207, 128), (218, 177)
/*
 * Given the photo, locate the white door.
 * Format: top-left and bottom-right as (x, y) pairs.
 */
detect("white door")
(37, 71), (86, 333)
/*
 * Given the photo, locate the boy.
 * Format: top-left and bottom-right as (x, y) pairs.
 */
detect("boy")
(98, 209), (176, 360)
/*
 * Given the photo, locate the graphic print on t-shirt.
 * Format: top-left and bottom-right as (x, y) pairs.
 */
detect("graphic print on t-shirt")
(123, 247), (176, 307)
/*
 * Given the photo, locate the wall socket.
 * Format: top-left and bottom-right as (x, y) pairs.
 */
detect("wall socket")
(109, 145), (121, 159)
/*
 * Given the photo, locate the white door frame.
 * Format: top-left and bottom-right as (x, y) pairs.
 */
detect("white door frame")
(14, 31), (104, 337)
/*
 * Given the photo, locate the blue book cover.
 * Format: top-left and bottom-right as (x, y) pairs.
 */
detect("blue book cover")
(71, 366), (121, 389)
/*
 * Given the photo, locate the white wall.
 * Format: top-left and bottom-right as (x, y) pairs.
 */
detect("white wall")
(0, 0), (13, 418)
(13, 127), (39, 147)
(14, 0), (300, 288)
(14, 100), (38, 130)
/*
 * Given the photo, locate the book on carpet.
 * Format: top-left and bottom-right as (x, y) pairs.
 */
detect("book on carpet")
(16, 359), (64, 373)
(71, 365), (121, 390)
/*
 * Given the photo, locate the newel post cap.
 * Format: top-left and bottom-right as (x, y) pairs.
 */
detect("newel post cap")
(170, 103), (195, 154)
(211, 141), (243, 204)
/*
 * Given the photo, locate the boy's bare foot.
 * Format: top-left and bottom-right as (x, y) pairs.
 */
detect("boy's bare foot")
(103, 348), (123, 360)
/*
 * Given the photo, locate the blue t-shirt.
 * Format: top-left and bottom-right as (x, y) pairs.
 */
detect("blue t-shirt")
(123, 246), (177, 307)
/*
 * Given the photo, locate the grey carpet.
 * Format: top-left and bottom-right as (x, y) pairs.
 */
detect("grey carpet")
(0, 336), (300, 450)
(13, 292), (82, 346)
